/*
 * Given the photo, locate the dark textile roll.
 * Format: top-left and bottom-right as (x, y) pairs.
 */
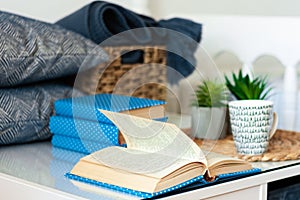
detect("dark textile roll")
(56, 1), (202, 83)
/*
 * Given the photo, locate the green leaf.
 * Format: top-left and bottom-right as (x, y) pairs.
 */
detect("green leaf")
(193, 79), (228, 107)
(224, 69), (272, 100)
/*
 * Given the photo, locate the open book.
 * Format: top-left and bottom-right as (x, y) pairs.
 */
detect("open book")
(67, 110), (258, 198)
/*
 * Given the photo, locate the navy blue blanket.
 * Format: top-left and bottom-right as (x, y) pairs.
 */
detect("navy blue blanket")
(56, 1), (202, 83)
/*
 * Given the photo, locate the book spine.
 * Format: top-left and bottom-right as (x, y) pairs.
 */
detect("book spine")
(51, 135), (117, 154)
(54, 100), (112, 124)
(199, 168), (262, 185)
(65, 173), (204, 199)
(54, 94), (166, 124)
(49, 116), (120, 145)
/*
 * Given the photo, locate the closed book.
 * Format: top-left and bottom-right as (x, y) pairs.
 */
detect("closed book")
(54, 93), (166, 124)
(50, 116), (120, 144)
(50, 116), (167, 147)
(51, 135), (118, 154)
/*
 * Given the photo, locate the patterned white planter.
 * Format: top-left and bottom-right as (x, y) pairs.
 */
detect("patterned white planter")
(229, 100), (278, 155)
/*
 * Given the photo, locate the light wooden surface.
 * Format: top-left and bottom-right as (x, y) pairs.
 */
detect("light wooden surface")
(193, 129), (300, 162)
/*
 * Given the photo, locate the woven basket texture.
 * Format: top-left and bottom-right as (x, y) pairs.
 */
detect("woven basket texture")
(75, 46), (167, 100)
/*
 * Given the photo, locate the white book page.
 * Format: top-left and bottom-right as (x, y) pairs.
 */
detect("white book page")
(90, 146), (202, 178)
(203, 151), (246, 168)
(98, 110), (207, 172)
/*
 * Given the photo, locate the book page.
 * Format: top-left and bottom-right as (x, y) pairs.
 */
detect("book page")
(98, 110), (207, 171)
(89, 146), (203, 178)
(201, 151), (252, 178)
(203, 151), (249, 168)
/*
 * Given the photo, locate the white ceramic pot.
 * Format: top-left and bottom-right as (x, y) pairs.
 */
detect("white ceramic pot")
(191, 107), (228, 139)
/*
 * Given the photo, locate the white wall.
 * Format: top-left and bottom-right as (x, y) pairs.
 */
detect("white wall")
(149, 0), (300, 19)
(3, 0), (300, 22)
(4, 0), (300, 22)
(0, 0), (91, 22)
(0, 0), (149, 23)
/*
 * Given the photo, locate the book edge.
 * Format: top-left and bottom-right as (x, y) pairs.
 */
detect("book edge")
(65, 168), (260, 198)
(65, 173), (204, 198)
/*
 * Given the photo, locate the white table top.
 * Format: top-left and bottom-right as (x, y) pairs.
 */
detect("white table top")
(0, 114), (299, 199)
(0, 141), (299, 200)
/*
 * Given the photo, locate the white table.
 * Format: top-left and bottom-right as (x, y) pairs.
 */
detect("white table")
(0, 114), (299, 200)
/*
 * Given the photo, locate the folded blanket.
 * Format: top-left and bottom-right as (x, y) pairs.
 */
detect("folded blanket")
(56, 1), (202, 83)
(0, 83), (83, 145)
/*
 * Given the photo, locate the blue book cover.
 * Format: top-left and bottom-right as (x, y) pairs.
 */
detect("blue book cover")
(50, 116), (167, 147)
(66, 168), (260, 199)
(51, 135), (120, 154)
(54, 93), (166, 124)
(66, 173), (204, 199)
(50, 116), (120, 144)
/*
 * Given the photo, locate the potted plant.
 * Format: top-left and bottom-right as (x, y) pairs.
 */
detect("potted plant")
(191, 79), (229, 139)
(225, 70), (275, 155)
(225, 69), (272, 100)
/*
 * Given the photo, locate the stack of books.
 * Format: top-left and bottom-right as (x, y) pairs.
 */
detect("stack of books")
(49, 93), (166, 154)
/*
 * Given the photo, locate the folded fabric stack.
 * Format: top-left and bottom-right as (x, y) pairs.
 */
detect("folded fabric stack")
(56, 0), (202, 83)
(1, 1), (201, 145)
(0, 11), (107, 145)
(50, 93), (166, 154)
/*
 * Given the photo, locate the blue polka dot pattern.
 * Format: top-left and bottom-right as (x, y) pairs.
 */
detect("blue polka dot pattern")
(65, 168), (261, 198)
(54, 94), (166, 124)
(217, 168), (261, 179)
(65, 173), (203, 198)
(50, 115), (165, 154)
(50, 116), (119, 145)
(51, 135), (122, 154)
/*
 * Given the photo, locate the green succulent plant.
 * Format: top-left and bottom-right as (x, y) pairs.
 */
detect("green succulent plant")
(225, 70), (272, 100)
(192, 80), (228, 107)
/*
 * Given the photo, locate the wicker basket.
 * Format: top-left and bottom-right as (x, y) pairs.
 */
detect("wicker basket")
(75, 46), (167, 100)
